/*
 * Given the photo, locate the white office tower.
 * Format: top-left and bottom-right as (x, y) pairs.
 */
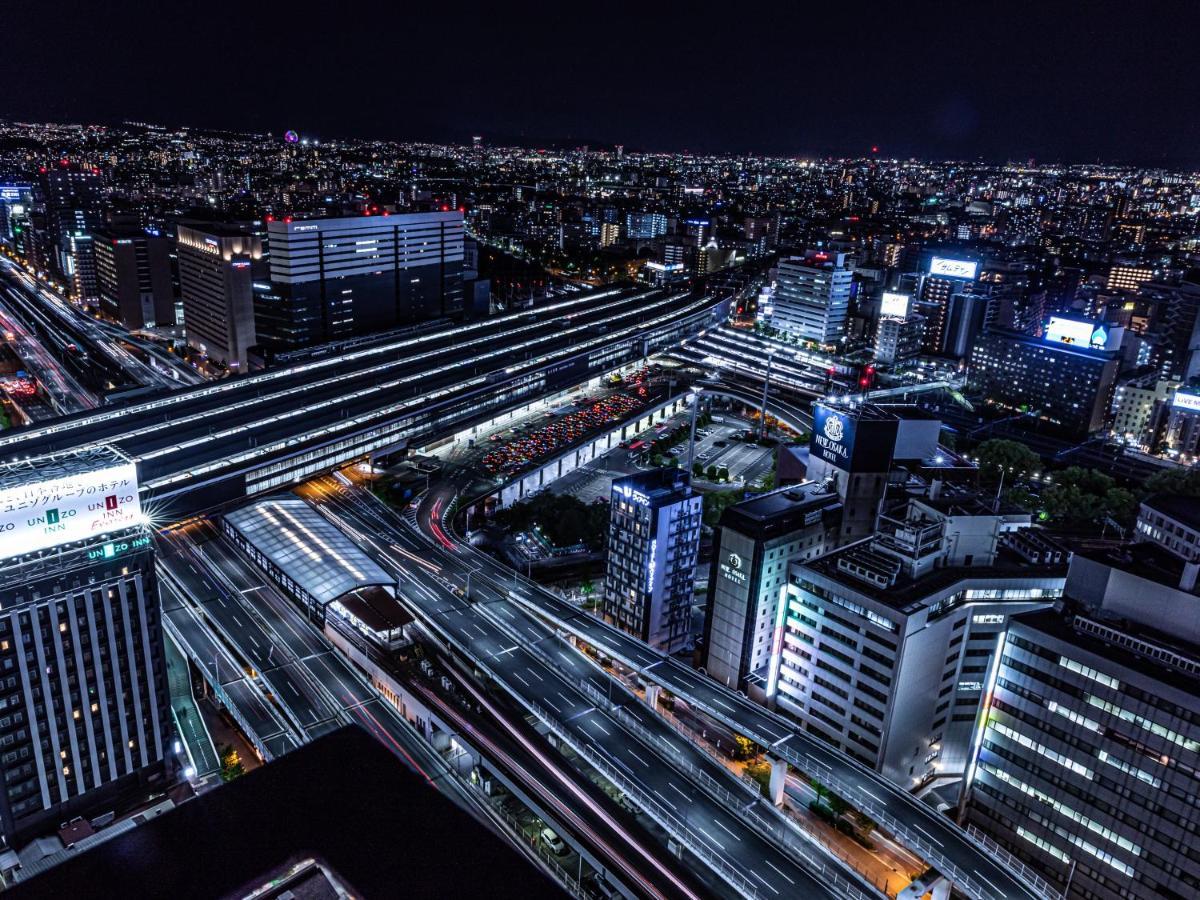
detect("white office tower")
(0, 449), (171, 844)
(965, 496), (1200, 899)
(769, 251), (852, 345)
(774, 491), (1065, 787)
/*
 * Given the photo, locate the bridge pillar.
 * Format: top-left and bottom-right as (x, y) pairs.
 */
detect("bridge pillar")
(644, 683), (661, 709)
(767, 754), (788, 806)
(897, 875), (949, 900)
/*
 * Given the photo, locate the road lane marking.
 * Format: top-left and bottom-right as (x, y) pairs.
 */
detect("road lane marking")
(667, 782), (690, 802)
(749, 871), (780, 895)
(696, 825), (725, 851)
(511, 672), (530, 687)
(763, 861), (795, 885)
(912, 823), (945, 848)
(713, 818), (741, 841)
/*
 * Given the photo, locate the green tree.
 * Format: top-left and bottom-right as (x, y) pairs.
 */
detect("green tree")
(692, 461), (703, 477)
(975, 439), (1040, 485)
(1143, 467), (1200, 499)
(732, 734), (756, 761)
(1041, 467), (1127, 528)
(705, 464), (718, 481)
(717, 466), (730, 482)
(702, 489), (741, 527)
(219, 744), (245, 783)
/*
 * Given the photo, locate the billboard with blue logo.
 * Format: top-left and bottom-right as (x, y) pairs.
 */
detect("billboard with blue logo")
(811, 404), (897, 471)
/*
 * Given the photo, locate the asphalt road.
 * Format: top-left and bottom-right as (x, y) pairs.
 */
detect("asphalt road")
(301, 474), (839, 900)
(408, 476), (1046, 900)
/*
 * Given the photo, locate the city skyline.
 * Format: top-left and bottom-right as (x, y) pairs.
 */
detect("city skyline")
(5, 1), (1200, 165)
(1, 18), (1200, 897)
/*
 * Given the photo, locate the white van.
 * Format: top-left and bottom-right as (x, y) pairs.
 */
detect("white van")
(540, 827), (568, 855)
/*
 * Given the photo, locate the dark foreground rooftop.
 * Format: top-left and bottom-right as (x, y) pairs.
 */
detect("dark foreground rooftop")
(8, 725), (559, 900)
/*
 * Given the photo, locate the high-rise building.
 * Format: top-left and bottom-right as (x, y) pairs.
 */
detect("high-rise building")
(969, 320), (1123, 437)
(60, 232), (99, 302)
(965, 507), (1200, 899)
(1163, 387), (1200, 462)
(917, 255), (980, 354)
(805, 400), (945, 542)
(0, 184), (33, 245)
(177, 223), (263, 371)
(0, 448), (170, 845)
(777, 496), (1061, 781)
(1106, 264), (1154, 293)
(770, 252), (853, 345)
(93, 227), (176, 330)
(599, 222), (620, 248)
(34, 165), (106, 298)
(1110, 377), (1179, 449)
(702, 484), (842, 695)
(255, 212), (464, 356)
(604, 469), (701, 653)
(941, 289), (991, 359)
(624, 212), (667, 241)
(874, 309), (926, 364)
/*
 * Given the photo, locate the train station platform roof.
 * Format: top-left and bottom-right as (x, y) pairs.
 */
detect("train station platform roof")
(224, 497), (394, 607)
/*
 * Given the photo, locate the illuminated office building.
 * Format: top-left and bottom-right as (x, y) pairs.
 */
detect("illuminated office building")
(177, 223), (263, 370)
(702, 484), (841, 695)
(776, 496), (1062, 782)
(0, 449), (170, 844)
(770, 252), (853, 345)
(1106, 264), (1153, 293)
(93, 227), (175, 330)
(604, 469), (701, 653)
(968, 318), (1123, 437)
(965, 511), (1200, 899)
(255, 211), (464, 355)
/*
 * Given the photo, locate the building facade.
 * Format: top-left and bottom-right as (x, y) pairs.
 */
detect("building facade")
(177, 223), (263, 371)
(0, 450), (170, 844)
(255, 212), (464, 356)
(604, 469), (701, 653)
(93, 227), (176, 330)
(969, 326), (1122, 436)
(702, 484), (842, 695)
(778, 503), (1062, 783)
(770, 252), (853, 345)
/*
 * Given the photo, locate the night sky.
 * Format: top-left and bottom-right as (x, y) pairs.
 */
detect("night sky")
(5, 0), (1198, 164)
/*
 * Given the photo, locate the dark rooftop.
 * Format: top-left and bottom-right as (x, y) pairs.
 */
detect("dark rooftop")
(800, 540), (1068, 613)
(1142, 493), (1200, 533)
(720, 483), (841, 538)
(1012, 604), (1200, 698)
(6, 725), (557, 900)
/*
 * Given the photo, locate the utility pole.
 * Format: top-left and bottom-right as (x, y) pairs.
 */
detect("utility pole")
(686, 390), (700, 474)
(758, 352), (774, 441)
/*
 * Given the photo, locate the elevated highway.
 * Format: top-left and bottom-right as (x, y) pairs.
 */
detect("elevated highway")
(411, 475), (1055, 900)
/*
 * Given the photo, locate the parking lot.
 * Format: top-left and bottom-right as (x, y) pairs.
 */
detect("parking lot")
(477, 368), (658, 477)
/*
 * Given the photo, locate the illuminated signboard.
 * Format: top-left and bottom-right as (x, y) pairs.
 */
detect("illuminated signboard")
(719, 550), (747, 586)
(0, 462), (144, 559)
(880, 292), (910, 318)
(929, 257), (978, 280)
(810, 404), (898, 471)
(1173, 391), (1200, 413)
(1045, 316), (1107, 348)
(647, 538), (657, 592)
(284, 130), (300, 144)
